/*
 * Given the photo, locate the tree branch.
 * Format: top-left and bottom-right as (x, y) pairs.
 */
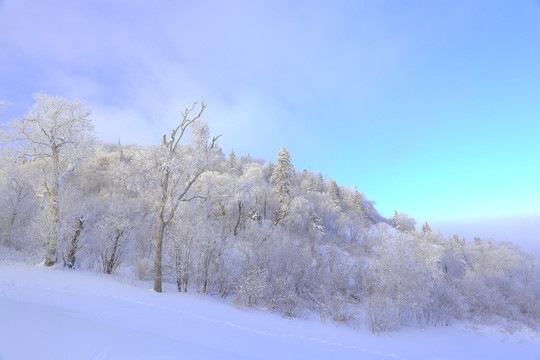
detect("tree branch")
(211, 134), (222, 149)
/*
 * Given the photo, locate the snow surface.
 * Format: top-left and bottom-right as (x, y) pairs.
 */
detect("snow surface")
(0, 265), (539, 360)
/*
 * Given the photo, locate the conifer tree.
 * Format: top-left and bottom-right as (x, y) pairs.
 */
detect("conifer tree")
(392, 210), (400, 229)
(270, 147), (294, 225)
(228, 149), (236, 171)
(353, 186), (364, 212)
(328, 179), (342, 212)
(270, 147), (294, 204)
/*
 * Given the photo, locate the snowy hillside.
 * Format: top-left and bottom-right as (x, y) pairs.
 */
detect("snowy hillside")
(0, 265), (539, 360)
(2, 96), (540, 335)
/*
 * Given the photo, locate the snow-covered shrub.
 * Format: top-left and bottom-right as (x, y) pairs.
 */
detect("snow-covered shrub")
(365, 292), (399, 333)
(265, 276), (305, 318)
(321, 293), (358, 325)
(136, 258), (154, 281)
(234, 266), (269, 308)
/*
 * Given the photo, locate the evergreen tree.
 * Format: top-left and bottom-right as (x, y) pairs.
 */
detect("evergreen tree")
(353, 186), (365, 212)
(328, 179), (342, 212)
(227, 149), (236, 171)
(316, 173), (324, 192)
(270, 147), (294, 204)
(392, 210), (400, 229)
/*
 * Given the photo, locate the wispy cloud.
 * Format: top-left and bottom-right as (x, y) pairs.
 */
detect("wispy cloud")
(0, 0), (409, 149)
(1, 0), (539, 247)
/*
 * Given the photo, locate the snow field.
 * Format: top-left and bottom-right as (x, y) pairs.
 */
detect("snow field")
(0, 264), (539, 360)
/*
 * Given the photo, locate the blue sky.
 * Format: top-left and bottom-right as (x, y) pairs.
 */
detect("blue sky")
(1, 0), (539, 253)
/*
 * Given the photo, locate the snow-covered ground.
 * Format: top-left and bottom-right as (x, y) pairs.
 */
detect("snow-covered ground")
(0, 265), (538, 360)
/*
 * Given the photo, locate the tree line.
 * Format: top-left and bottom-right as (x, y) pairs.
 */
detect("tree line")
(1, 93), (539, 332)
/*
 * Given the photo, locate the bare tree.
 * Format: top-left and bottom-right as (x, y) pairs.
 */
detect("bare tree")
(1, 93), (94, 266)
(0, 163), (35, 250)
(95, 203), (134, 275)
(153, 99), (206, 292)
(101, 227), (125, 275)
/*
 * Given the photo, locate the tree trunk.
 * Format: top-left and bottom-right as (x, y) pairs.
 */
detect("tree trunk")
(233, 200), (242, 236)
(45, 147), (60, 267)
(154, 214), (165, 292)
(104, 230), (123, 274)
(44, 189), (59, 266)
(175, 241), (183, 292)
(6, 211), (17, 249)
(263, 193), (267, 220)
(153, 168), (170, 293)
(64, 215), (84, 269)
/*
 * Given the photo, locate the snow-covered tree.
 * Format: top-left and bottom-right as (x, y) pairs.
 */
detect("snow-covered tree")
(363, 224), (442, 332)
(392, 211), (416, 232)
(270, 147), (294, 224)
(328, 179), (342, 212)
(1, 93), (94, 265)
(2, 92), (539, 333)
(0, 156), (36, 250)
(227, 149), (237, 173)
(152, 100), (208, 293)
(270, 148), (293, 203)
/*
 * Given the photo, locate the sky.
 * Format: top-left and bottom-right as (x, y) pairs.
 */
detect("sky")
(1, 0), (539, 254)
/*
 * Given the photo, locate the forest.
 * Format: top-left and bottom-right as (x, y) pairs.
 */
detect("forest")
(1, 93), (539, 333)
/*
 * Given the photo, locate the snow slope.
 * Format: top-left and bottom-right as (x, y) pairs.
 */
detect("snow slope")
(0, 265), (538, 360)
